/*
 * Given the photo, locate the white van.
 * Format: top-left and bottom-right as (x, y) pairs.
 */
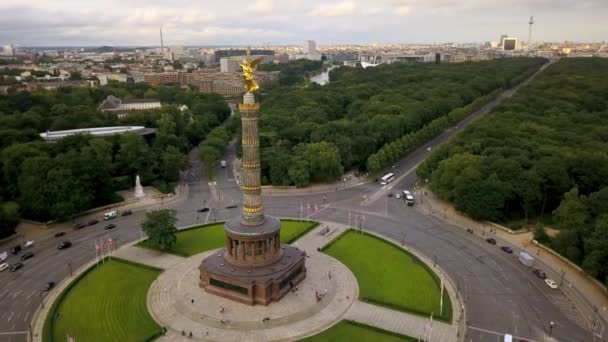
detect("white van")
(103, 211), (118, 220)
(403, 190), (415, 206)
(503, 334), (513, 342)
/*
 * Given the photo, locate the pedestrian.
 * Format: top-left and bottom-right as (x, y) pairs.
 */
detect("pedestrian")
(189, 332), (193, 338)
(164, 287), (167, 293)
(191, 299), (194, 304)
(328, 270), (331, 280)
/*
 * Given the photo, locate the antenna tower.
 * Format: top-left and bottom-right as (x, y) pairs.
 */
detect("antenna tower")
(528, 16), (534, 49)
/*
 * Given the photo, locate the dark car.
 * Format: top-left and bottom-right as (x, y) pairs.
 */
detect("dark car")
(10, 245), (21, 255)
(500, 246), (513, 254)
(43, 281), (55, 291)
(20, 251), (34, 261)
(121, 210), (133, 216)
(486, 238), (497, 245)
(9, 262), (23, 272)
(57, 241), (72, 250)
(387, 193), (394, 197)
(104, 224), (116, 230)
(197, 207), (210, 213)
(87, 219), (99, 226)
(533, 269), (547, 279)
(73, 222), (86, 230)
(226, 204), (238, 209)
(54, 232), (66, 238)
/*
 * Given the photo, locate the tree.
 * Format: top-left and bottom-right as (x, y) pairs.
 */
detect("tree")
(0, 202), (19, 239)
(159, 146), (188, 181)
(288, 157), (310, 187)
(142, 209), (177, 251)
(295, 142), (342, 183)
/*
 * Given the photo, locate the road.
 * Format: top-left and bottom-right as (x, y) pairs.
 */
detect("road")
(0, 60), (602, 342)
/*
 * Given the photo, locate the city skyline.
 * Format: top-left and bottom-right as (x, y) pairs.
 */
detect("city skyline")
(1, 0), (607, 46)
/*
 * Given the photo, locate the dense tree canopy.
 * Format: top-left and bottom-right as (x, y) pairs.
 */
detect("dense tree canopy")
(0, 82), (230, 229)
(417, 58), (608, 285)
(257, 58), (546, 186)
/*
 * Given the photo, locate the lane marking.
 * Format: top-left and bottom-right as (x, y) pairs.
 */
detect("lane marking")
(467, 325), (540, 342)
(7, 311), (14, 322)
(205, 210), (211, 224)
(23, 312), (29, 322)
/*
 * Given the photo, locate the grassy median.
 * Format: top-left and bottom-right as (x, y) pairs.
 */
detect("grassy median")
(323, 230), (452, 322)
(47, 259), (161, 342)
(140, 219), (318, 256)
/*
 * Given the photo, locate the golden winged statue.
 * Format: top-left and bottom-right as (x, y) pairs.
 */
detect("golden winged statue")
(239, 55), (264, 93)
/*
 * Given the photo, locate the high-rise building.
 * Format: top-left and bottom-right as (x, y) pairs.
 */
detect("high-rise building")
(503, 38), (519, 51)
(1, 44), (15, 56)
(304, 40), (317, 54)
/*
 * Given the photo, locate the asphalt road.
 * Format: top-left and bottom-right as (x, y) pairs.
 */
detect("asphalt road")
(0, 60), (602, 342)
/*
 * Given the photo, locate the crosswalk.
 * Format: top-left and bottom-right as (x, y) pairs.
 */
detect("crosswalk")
(146, 197), (185, 213)
(547, 293), (589, 329)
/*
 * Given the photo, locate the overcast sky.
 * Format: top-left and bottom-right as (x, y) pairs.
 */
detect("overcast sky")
(0, 0), (606, 46)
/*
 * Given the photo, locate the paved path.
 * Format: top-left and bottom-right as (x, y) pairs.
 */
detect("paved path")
(418, 188), (608, 340)
(346, 301), (453, 341)
(112, 244), (185, 270)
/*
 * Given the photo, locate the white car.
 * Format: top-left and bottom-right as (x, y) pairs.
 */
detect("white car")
(23, 240), (35, 248)
(0, 263), (9, 272)
(0, 251), (7, 262)
(545, 279), (559, 289)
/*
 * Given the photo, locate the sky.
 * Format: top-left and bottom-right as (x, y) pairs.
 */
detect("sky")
(0, 0), (606, 46)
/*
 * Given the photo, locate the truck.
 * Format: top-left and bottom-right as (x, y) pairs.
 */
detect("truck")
(220, 160), (226, 168)
(103, 210), (118, 221)
(518, 251), (535, 267)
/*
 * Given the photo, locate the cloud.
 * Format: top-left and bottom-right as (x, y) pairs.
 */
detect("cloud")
(309, 1), (356, 17)
(394, 6), (412, 16)
(251, 0), (273, 12)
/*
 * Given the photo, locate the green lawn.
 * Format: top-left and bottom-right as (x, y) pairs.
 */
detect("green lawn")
(46, 259), (161, 342)
(140, 219), (318, 256)
(323, 231), (452, 322)
(301, 321), (417, 342)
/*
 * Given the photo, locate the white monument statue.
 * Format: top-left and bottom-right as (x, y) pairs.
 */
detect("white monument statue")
(134, 174), (145, 198)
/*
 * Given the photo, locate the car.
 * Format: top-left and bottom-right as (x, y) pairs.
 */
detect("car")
(9, 262), (23, 272)
(197, 207), (210, 213)
(54, 232), (66, 238)
(500, 246), (513, 254)
(0, 263), (9, 272)
(0, 251), (7, 262)
(121, 210), (133, 216)
(533, 269), (547, 279)
(225, 204), (238, 209)
(545, 279), (559, 289)
(104, 224), (116, 230)
(387, 193), (394, 197)
(20, 251), (34, 261)
(43, 281), (55, 291)
(57, 241), (72, 250)
(23, 240), (35, 248)
(486, 238), (497, 245)
(87, 219), (99, 226)
(10, 245), (21, 255)
(73, 222), (86, 230)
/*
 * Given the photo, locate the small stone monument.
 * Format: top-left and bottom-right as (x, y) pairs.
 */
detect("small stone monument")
(134, 174), (145, 198)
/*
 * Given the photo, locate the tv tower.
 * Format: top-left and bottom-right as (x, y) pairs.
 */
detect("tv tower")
(528, 16), (534, 49)
(160, 27), (164, 58)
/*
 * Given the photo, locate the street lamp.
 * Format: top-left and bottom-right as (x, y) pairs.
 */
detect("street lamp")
(549, 321), (554, 338)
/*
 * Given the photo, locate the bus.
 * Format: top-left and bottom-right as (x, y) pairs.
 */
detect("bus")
(380, 173), (395, 185)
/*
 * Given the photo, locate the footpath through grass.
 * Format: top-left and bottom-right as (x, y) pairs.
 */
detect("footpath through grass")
(140, 219), (318, 256)
(301, 320), (417, 342)
(46, 259), (161, 342)
(323, 231), (452, 322)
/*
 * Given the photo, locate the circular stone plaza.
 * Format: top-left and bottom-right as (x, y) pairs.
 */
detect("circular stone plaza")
(33, 67), (463, 342)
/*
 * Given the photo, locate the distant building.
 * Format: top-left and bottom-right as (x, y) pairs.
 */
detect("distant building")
(503, 38), (519, 51)
(304, 40), (317, 55)
(143, 72), (179, 86)
(98, 95), (161, 118)
(39, 126), (156, 142)
(0, 44), (15, 56)
(213, 49), (274, 61)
